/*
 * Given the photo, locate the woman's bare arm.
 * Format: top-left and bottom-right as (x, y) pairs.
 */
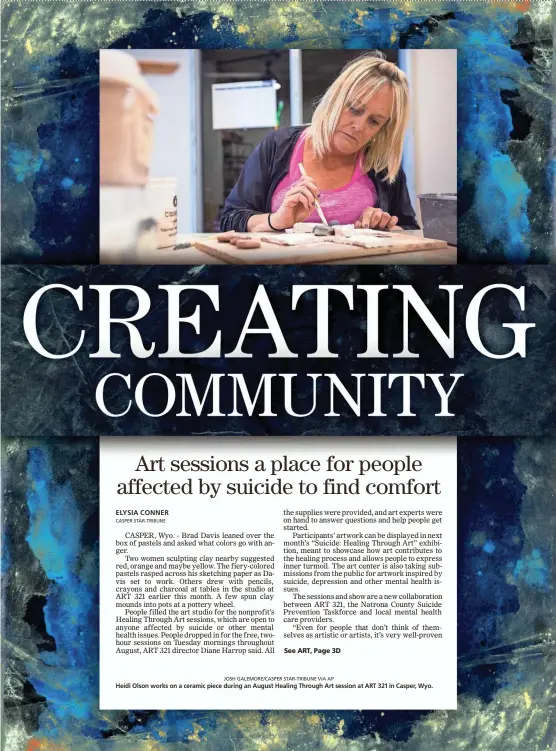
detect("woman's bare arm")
(246, 213), (284, 232)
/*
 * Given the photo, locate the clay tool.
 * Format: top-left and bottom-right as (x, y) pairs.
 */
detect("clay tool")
(299, 163), (328, 226)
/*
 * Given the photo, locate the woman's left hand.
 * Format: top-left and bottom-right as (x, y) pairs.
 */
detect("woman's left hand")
(355, 208), (401, 230)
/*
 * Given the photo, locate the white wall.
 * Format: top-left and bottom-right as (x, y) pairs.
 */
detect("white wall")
(128, 49), (201, 233)
(201, 59), (224, 231)
(403, 49), (457, 205)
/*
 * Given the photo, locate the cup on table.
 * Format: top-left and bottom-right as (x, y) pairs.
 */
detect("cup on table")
(147, 177), (178, 250)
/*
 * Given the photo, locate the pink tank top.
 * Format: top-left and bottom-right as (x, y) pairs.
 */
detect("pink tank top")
(271, 130), (378, 225)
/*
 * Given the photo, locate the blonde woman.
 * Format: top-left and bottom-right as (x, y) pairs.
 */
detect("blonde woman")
(220, 53), (419, 233)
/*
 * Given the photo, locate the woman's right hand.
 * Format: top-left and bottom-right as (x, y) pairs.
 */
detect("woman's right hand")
(270, 177), (320, 229)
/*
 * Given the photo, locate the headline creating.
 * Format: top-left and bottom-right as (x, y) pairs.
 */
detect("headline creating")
(22, 283), (534, 419)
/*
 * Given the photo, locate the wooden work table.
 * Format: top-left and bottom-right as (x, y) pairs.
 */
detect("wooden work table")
(131, 230), (457, 265)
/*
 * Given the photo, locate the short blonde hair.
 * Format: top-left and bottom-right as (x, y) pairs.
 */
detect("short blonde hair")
(309, 53), (409, 182)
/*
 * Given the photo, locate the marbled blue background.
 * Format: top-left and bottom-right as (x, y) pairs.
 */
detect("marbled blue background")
(1, 2), (555, 750)
(3, 264), (556, 437)
(2, 437), (555, 750)
(1, 1), (554, 263)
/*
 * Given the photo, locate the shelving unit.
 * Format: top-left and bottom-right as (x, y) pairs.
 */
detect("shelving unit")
(221, 130), (252, 199)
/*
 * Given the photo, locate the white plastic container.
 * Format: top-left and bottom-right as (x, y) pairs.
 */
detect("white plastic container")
(146, 177), (178, 249)
(99, 186), (157, 262)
